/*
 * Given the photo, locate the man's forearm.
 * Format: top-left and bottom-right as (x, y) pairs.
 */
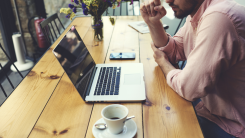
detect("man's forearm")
(148, 21), (169, 48)
(159, 59), (176, 77)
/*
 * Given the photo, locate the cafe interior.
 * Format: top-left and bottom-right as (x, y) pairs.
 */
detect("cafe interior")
(0, 0), (244, 138)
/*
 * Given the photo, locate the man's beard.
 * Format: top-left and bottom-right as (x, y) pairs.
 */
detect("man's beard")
(174, 8), (194, 19)
(169, 1), (197, 19)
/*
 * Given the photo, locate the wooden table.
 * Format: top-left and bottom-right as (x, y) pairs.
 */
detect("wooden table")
(0, 16), (203, 138)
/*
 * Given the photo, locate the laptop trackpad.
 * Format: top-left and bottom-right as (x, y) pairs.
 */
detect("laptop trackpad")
(124, 74), (141, 85)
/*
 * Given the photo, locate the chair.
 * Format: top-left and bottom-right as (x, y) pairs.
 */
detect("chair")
(40, 13), (65, 45)
(0, 43), (23, 98)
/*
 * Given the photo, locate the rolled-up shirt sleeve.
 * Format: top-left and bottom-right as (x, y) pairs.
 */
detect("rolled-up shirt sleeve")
(158, 24), (187, 64)
(166, 12), (240, 101)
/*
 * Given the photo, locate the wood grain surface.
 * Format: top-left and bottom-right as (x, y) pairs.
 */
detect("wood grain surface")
(0, 17), (91, 138)
(28, 73), (93, 138)
(0, 49), (64, 138)
(28, 16), (116, 138)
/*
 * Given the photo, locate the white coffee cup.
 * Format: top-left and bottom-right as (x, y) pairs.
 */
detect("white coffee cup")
(101, 104), (128, 134)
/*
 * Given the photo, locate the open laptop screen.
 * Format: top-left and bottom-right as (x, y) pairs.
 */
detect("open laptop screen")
(53, 26), (96, 99)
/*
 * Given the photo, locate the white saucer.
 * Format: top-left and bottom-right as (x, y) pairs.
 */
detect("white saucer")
(92, 118), (137, 138)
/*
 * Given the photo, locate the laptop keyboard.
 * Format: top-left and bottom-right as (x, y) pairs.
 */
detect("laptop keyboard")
(94, 67), (121, 95)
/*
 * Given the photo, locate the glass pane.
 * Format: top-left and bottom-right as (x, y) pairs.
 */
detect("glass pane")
(0, 29), (9, 67)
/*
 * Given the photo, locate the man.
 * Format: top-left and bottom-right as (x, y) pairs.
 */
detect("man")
(140, 0), (245, 137)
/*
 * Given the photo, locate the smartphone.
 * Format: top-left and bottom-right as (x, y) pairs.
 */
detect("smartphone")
(109, 52), (135, 60)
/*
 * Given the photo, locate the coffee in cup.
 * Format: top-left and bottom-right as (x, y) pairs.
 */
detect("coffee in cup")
(101, 104), (128, 134)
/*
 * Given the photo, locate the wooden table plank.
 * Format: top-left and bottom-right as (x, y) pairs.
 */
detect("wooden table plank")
(0, 17), (91, 138)
(28, 73), (93, 138)
(28, 16), (115, 138)
(86, 16), (143, 138)
(104, 16), (140, 63)
(138, 17), (204, 138)
(0, 48), (64, 138)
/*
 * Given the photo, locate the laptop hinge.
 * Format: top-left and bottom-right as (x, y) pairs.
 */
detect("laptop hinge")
(85, 66), (97, 97)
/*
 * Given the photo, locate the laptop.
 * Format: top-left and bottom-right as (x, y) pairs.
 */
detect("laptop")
(52, 26), (146, 102)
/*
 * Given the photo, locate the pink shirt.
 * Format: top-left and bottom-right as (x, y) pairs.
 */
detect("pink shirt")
(159, 0), (245, 137)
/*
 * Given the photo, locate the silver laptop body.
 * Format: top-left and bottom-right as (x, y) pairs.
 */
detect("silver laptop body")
(53, 26), (146, 102)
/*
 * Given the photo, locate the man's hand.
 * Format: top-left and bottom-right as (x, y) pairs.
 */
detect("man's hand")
(140, 0), (167, 27)
(151, 42), (168, 66)
(140, 0), (169, 48)
(151, 42), (176, 76)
